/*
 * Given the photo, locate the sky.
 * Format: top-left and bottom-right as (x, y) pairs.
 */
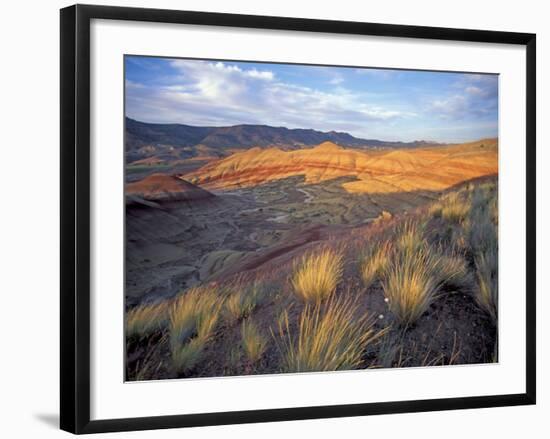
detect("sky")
(125, 56), (498, 143)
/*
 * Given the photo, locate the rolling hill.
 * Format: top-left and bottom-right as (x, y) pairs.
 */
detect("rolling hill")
(126, 173), (215, 203)
(183, 138), (498, 194)
(125, 118), (441, 163)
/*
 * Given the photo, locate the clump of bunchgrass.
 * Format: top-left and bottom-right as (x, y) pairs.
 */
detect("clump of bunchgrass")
(382, 243), (442, 326)
(383, 182), (496, 326)
(169, 288), (202, 343)
(126, 301), (169, 338)
(430, 191), (470, 224)
(474, 247), (498, 322)
(360, 241), (392, 290)
(171, 338), (206, 373)
(382, 221), (471, 326)
(466, 206), (498, 255)
(395, 220), (426, 254)
(275, 296), (383, 372)
(440, 191), (470, 223)
(447, 181), (498, 321)
(433, 248), (470, 290)
(241, 320), (267, 364)
(291, 248), (343, 303)
(168, 286), (223, 373)
(471, 183), (496, 212)
(196, 302), (222, 340)
(225, 282), (265, 322)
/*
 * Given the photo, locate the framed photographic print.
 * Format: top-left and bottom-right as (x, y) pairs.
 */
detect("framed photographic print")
(60, 4), (536, 434)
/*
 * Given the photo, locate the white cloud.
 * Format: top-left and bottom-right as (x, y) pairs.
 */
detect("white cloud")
(429, 74), (498, 120)
(172, 60), (274, 81)
(126, 60), (414, 138)
(246, 68), (274, 80)
(465, 85), (484, 96)
(328, 75), (344, 85)
(430, 95), (468, 119)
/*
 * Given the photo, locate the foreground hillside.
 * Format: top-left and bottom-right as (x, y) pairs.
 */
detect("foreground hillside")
(184, 139), (497, 194)
(126, 178), (498, 380)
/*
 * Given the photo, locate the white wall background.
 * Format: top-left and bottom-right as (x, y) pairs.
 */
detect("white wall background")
(0, 0), (546, 437)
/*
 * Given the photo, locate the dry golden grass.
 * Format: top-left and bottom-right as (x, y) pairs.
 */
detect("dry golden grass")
(382, 221), (471, 326)
(383, 245), (441, 326)
(169, 288), (201, 344)
(438, 181), (498, 322)
(430, 191), (470, 224)
(275, 296), (383, 372)
(196, 303), (222, 340)
(471, 215), (497, 253)
(373, 210), (393, 225)
(168, 286), (223, 373)
(450, 226), (469, 251)
(396, 220), (426, 254)
(126, 301), (169, 338)
(360, 241), (392, 290)
(474, 247), (498, 322)
(466, 200), (498, 255)
(440, 192), (470, 223)
(171, 338), (206, 373)
(241, 320), (267, 363)
(433, 250), (470, 289)
(429, 181), (498, 322)
(225, 282), (265, 322)
(291, 248), (343, 303)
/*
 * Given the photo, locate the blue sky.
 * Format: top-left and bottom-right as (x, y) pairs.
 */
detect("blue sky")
(125, 56), (498, 143)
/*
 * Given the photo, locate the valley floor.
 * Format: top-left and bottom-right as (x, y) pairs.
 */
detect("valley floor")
(126, 174), (440, 304)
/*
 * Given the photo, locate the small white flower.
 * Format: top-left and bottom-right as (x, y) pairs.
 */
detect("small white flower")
(384, 297), (389, 303)
(378, 314), (384, 319)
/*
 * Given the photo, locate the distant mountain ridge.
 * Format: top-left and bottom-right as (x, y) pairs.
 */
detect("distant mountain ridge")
(125, 118), (440, 163)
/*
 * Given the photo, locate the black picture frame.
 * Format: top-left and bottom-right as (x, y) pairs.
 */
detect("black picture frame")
(60, 4), (536, 434)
